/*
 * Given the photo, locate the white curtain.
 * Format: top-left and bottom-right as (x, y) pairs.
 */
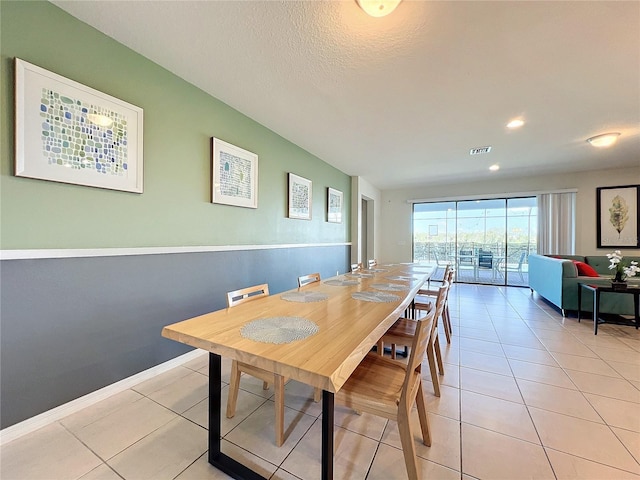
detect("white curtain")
(537, 192), (576, 255)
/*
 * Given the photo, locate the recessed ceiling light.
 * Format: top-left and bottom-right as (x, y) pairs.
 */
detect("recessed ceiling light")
(507, 119), (525, 129)
(587, 132), (621, 148)
(489, 164), (500, 171)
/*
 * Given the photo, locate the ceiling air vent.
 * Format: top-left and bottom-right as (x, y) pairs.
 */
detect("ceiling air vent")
(470, 146), (492, 155)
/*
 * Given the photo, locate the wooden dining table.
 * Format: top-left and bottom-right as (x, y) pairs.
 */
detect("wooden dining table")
(161, 263), (433, 480)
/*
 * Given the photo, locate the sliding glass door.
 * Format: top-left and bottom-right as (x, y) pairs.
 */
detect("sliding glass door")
(413, 197), (537, 286)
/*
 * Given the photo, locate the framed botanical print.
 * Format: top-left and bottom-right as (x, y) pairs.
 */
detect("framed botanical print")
(597, 185), (640, 248)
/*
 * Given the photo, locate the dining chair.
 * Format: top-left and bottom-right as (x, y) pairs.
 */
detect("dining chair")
(377, 283), (448, 397)
(368, 259), (377, 268)
(415, 268), (454, 343)
(297, 272), (321, 287)
(351, 262), (363, 272)
(225, 283), (289, 446)
(336, 308), (436, 480)
(421, 263), (450, 293)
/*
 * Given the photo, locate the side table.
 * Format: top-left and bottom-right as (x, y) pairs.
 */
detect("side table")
(578, 283), (640, 335)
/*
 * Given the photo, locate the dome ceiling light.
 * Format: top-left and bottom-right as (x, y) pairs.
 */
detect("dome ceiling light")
(587, 132), (621, 148)
(356, 0), (402, 17)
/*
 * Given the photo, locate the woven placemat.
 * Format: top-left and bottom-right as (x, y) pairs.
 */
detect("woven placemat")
(281, 291), (329, 303)
(240, 317), (319, 344)
(347, 272), (374, 278)
(371, 283), (408, 292)
(385, 275), (413, 281)
(324, 279), (360, 286)
(363, 268), (388, 273)
(352, 291), (400, 303)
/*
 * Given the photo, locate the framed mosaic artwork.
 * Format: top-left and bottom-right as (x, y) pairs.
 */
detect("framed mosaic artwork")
(288, 173), (312, 220)
(327, 187), (343, 223)
(15, 58), (144, 193)
(596, 184), (640, 248)
(211, 138), (258, 208)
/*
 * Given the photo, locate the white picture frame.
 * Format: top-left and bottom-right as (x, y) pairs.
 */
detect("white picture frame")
(15, 58), (144, 193)
(288, 173), (312, 220)
(327, 187), (343, 223)
(211, 137), (258, 209)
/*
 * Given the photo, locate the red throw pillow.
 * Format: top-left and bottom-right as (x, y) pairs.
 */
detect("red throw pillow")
(572, 260), (599, 277)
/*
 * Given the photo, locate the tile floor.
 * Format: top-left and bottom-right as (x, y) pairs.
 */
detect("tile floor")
(2, 284), (639, 480)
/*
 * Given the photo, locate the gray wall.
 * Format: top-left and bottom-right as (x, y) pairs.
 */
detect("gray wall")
(0, 245), (349, 428)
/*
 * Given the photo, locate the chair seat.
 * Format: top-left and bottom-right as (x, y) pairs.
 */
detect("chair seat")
(413, 295), (433, 311)
(417, 288), (437, 296)
(337, 353), (418, 415)
(388, 317), (417, 337)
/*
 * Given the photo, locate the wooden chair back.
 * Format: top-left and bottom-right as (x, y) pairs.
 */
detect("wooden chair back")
(226, 284), (269, 307)
(432, 283), (448, 326)
(298, 273), (321, 287)
(368, 259), (377, 268)
(402, 307), (437, 401)
(350, 262), (362, 273)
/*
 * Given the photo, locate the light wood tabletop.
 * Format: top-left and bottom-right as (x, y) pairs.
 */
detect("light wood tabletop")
(162, 264), (432, 393)
(161, 263), (433, 480)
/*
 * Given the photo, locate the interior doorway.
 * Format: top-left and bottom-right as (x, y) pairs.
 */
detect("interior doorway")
(361, 198), (369, 265)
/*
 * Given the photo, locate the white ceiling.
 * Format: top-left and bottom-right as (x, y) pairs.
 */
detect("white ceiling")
(52, 0), (640, 190)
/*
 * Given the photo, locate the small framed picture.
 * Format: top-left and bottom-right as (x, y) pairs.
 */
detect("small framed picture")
(15, 58), (144, 193)
(327, 187), (343, 223)
(596, 184), (640, 248)
(288, 173), (312, 220)
(211, 138), (258, 209)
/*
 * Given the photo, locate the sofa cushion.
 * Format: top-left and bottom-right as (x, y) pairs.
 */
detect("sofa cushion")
(572, 260), (599, 277)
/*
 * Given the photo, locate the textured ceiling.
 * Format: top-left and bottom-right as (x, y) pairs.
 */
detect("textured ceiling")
(52, 0), (640, 190)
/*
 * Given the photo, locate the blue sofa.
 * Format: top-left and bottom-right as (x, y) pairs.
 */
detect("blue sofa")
(528, 254), (640, 316)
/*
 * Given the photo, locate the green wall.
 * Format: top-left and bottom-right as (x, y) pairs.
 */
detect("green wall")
(0, 1), (351, 249)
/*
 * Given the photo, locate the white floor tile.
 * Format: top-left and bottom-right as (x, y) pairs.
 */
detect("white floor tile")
(108, 417), (207, 480)
(0, 423), (101, 480)
(7, 286), (640, 480)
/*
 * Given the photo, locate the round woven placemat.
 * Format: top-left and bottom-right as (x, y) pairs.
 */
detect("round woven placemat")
(240, 317), (319, 344)
(371, 283), (408, 292)
(347, 272), (374, 278)
(351, 291), (400, 303)
(324, 279), (360, 286)
(363, 268), (388, 273)
(281, 291), (329, 303)
(385, 275), (413, 281)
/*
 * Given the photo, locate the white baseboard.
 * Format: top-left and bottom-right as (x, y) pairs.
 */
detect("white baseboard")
(0, 349), (207, 446)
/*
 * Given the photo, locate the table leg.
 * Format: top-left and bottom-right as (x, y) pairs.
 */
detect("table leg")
(208, 353), (266, 480)
(322, 390), (335, 480)
(593, 290), (600, 335)
(577, 285), (582, 323)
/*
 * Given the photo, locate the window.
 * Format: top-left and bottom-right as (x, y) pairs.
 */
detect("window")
(413, 197), (537, 286)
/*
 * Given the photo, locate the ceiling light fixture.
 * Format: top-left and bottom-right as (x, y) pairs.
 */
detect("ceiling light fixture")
(356, 0), (402, 17)
(587, 132), (621, 148)
(489, 164), (500, 171)
(507, 119), (524, 129)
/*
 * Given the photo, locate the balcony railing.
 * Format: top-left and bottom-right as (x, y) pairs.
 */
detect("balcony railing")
(414, 241), (535, 286)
